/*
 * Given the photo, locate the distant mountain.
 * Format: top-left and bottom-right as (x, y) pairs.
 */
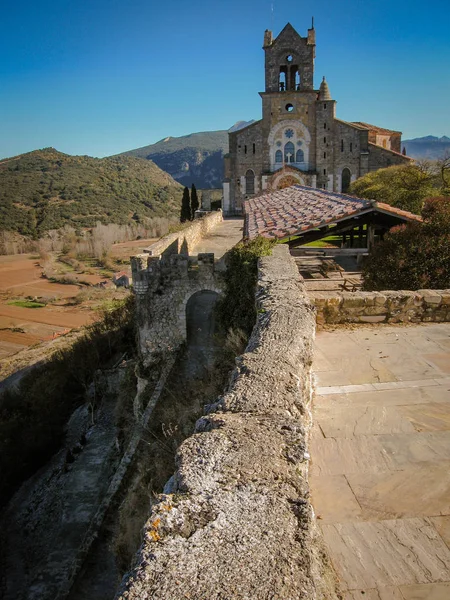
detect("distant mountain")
(118, 129), (235, 189)
(403, 136), (450, 160)
(0, 148), (182, 237)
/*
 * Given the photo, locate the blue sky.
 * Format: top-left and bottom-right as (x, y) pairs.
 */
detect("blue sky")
(1, 0), (449, 159)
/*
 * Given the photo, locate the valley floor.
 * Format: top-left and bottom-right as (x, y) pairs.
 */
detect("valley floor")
(310, 323), (450, 600)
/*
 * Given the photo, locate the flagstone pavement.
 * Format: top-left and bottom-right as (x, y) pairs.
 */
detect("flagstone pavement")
(310, 323), (450, 600)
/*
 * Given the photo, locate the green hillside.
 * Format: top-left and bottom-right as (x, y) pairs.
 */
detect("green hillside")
(0, 148), (182, 237)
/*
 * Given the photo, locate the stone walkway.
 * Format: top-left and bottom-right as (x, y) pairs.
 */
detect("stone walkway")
(191, 217), (244, 260)
(310, 323), (450, 600)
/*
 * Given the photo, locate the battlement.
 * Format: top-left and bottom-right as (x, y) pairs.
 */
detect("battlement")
(132, 253), (216, 296)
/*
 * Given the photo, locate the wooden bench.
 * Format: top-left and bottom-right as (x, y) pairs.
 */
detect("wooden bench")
(340, 277), (361, 292)
(320, 259), (344, 277)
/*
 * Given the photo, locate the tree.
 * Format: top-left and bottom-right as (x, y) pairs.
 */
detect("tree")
(362, 196), (450, 291)
(437, 152), (450, 195)
(190, 184), (199, 220)
(180, 187), (191, 223)
(350, 164), (435, 215)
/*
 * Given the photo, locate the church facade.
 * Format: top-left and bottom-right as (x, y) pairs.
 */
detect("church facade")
(223, 23), (411, 215)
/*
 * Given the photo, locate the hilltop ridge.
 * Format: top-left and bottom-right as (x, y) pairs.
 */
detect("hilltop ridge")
(118, 130), (230, 189)
(0, 148), (182, 237)
(403, 135), (450, 159)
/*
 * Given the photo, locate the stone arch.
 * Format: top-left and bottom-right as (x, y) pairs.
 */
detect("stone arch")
(178, 285), (223, 342)
(271, 170), (305, 189)
(341, 168), (351, 193)
(185, 290), (220, 349)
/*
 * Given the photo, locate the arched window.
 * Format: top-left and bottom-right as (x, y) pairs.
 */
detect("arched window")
(245, 169), (255, 194)
(279, 70), (286, 92)
(341, 168), (351, 193)
(284, 142), (295, 163)
(275, 150), (283, 163)
(295, 71), (301, 90)
(296, 148), (304, 162)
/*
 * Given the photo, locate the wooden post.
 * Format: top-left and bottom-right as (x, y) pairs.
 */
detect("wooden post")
(359, 225), (364, 247)
(350, 230), (354, 248)
(367, 223), (375, 251)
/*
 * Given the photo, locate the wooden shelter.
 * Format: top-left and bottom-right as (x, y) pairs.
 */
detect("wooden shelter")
(244, 185), (422, 250)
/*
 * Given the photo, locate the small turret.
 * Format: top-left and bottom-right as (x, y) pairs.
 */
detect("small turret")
(318, 76), (332, 100)
(263, 29), (273, 47)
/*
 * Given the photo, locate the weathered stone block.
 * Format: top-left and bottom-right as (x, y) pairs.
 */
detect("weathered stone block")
(363, 306), (389, 317)
(419, 290), (442, 305)
(341, 293), (366, 308)
(358, 315), (386, 323)
(373, 293), (387, 305)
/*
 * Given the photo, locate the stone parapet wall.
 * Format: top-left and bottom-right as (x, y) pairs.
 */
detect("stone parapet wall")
(311, 289), (450, 326)
(115, 245), (338, 600)
(143, 210), (223, 258)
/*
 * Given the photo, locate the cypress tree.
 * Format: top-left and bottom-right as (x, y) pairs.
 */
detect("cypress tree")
(180, 187), (191, 223)
(190, 183), (199, 220)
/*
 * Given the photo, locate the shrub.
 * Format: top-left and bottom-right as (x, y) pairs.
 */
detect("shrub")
(217, 236), (275, 336)
(350, 164), (435, 215)
(362, 196), (450, 290)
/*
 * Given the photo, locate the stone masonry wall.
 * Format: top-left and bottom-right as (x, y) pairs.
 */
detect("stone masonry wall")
(131, 252), (223, 361)
(143, 210), (223, 258)
(311, 290), (450, 326)
(115, 245), (339, 600)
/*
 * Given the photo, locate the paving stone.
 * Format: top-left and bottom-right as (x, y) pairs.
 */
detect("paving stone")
(315, 405), (415, 438)
(399, 582), (450, 599)
(309, 475), (362, 522)
(314, 386), (446, 408)
(372, 379), (440, 390)
(347, 464), (450, 519)
(310, 435), (396, 476)
(378, 432), (450, 468)
(312, 325), (450, 598)
(429, 516), (450, 549)
(398, 402), (450, 432)
(321, 518), (450, 589)
(343, 587), (404, 600)
(423, 353), (450, 375)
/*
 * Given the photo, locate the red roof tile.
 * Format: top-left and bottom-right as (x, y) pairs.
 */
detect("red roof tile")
(244, 185), (421, 239)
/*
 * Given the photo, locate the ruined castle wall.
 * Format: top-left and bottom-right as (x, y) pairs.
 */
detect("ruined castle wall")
(144, 210), (223, 258)
(115, 245), (339, 600)
(131, 253), (223, 361)
(311, 289), (450, 326)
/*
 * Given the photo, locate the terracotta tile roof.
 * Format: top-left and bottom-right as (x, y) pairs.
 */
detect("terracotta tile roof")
(368, 141), (412, 159)
(374, 202), (422, 222)
(244, 185), (421, 239)
(351, 121), (401, 135)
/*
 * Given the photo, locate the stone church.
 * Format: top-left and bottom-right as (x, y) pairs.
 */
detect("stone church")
(223, 23), (411, 215)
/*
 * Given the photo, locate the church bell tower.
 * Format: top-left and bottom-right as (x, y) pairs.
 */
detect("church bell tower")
(263, 22), (316, 93)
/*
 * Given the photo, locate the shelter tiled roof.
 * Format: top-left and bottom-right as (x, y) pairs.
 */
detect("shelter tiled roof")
(244, 185), (421, 239)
